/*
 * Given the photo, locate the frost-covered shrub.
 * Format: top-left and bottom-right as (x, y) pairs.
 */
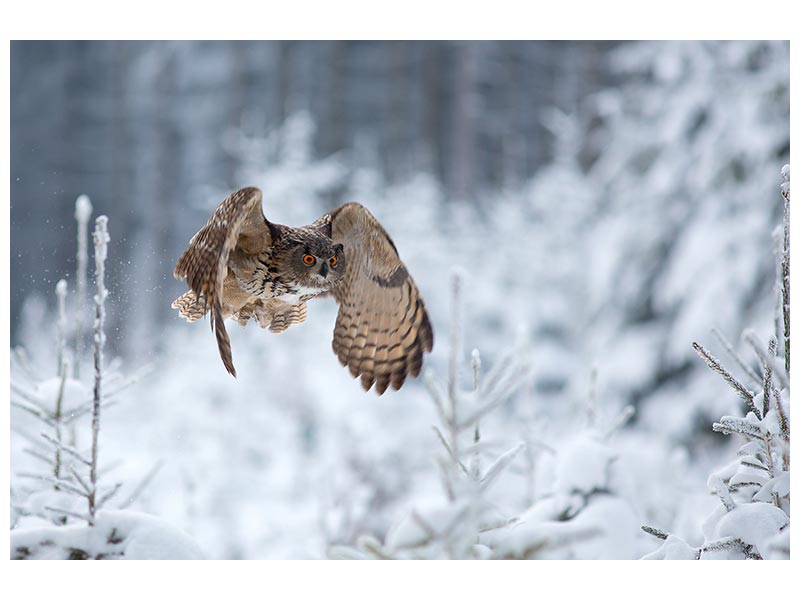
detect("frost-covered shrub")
(329, 273), (531, 559)
(329, 274), (668, 560)
(643, 166), (790, 560)
(10, 198), (202, 559)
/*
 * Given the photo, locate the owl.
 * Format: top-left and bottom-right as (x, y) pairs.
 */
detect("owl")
(171, 187), (434, 394)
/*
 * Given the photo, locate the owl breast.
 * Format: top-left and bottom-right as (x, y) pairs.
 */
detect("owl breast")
(275, 285), (327, 305)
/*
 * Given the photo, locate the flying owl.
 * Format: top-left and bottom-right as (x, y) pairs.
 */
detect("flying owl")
(171, 187), (434, 394)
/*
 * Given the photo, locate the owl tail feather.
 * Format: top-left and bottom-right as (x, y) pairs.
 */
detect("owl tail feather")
(211, 302), (237, 377)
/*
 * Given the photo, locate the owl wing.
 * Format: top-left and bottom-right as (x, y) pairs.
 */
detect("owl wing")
(324, 203), (434, 395)
(173, 187), (271, 376)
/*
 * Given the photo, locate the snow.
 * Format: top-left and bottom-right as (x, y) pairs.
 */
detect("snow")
(10, 510), (205, 559)
(711, 503), (788, 552)
(641, 535), (698, 560)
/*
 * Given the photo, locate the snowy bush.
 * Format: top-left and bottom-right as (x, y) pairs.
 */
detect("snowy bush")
(329, 274), (674, 560)
(10, 199), (203, 559)
(329, 273), (531, 559)
(642, 166), (790, 560)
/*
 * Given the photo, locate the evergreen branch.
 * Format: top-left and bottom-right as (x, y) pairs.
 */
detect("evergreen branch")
(740, 458), (770, 472)
(744, 330), (788, 390)
(68, 465), (92, 495)
(700, 537), (762, 560)
(708, 475), (736, 511)
(641, 525), (669, 540)
(40, 432), (91, 466)
(479, 442), (524, 491)
(432, 426), (470, 477)
(22, 447), (55, 467)
(10, 399), (54, 425)
(10, 380), (48, 412)
(96, 482), (124, 510)
(710, 328), (762, 386)
(17, 473), (88, 498)
(780, 165), (790, 375)
(44, 505), (93, 524)
(692, 342), (761, 418)
(713, 416), (765, 440)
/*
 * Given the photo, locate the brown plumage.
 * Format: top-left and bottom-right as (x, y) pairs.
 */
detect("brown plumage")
(172, 187), (433, 394)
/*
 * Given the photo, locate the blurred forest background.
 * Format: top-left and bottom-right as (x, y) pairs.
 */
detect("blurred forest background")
(10, 41), (613, 346)
(10, 40), (790, 559)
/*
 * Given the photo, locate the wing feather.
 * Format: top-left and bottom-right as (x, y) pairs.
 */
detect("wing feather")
(327, 203), (434, 395)
(172, 187), (270, 376)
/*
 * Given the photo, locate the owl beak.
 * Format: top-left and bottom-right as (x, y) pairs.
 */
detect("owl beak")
(319, 262), (329, 278)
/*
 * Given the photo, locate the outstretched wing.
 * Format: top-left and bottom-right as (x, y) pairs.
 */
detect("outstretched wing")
(173, 187), (271, 376)
(325, 203), (434, 395)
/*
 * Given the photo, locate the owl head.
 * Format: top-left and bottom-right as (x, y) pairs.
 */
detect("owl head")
(279, 228), (346, 290)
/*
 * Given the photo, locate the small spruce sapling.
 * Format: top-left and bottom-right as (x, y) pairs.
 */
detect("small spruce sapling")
(11, 200), (188, 559)
(330, 272), (531, 559)
(642, 165), (790, 560)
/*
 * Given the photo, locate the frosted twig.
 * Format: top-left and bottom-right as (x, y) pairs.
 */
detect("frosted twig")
(479, 442), (524, 491)
(603, 405), (635, 438)
(74, 194), (93, 378)
(410, 510), (437, 540)
(448, 273), (463, 463)
(96, 482), (124, 510)
(459, 359), (530, 429)
(470, 349), (482, 480)
(56, 279), (68, 377)
(53, 362), (68, 480)
(359, 536), (394, 559)
(22, 447), (55, 466)
(61, 397), (119, 425)
(432, 426), (469, 477)
(743, 330), (788, 390)
(780, 165), (790, 375)
(89, 215), (110, 523)
(436, 457), (455, 502)
(727, 481), (760, 491)
(740, 458), (770, 472)
(692, 342), (761, 418)
(700, 537), (761, 560)
(10, 399), (54, 425)
(710, 328), (761, 386)
(641, 525), (669, 540)
(708, 475), (735, 512)
(118, 460), (164, 509)
(17, 473), (87, 498)
(69, 465), (92, 495)
(10, 380), (47, 411)
(712, 416), (765, 440)
(44, 505), (93, 524)
(40, 432), (90, 466)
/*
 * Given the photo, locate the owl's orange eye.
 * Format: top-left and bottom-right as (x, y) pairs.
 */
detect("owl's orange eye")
(303, 254), (316, 266)
(330, 256), (338, 267)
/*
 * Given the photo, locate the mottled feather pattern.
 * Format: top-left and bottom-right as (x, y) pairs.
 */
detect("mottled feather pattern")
(171, 290), (208, 322)
(329, 203), (434, 394)
(172, 188), (433, 394)
(173, 187), (269, 376)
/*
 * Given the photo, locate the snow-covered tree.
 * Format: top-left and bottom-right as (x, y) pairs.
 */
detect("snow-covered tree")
(643, 166), (790, 560)
(11, 199), (203, 560)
